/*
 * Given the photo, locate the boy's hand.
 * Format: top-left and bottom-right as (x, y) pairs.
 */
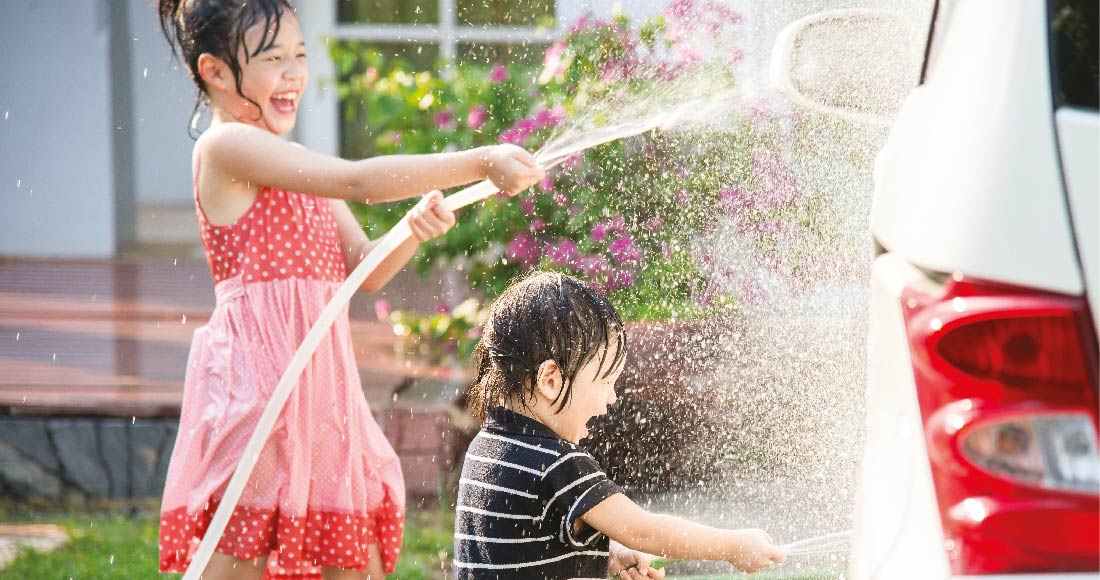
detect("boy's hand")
(608, 542), (665, 579)
(727, 529), (786, 573)
(483, 144), (545, 196)
(407, 191), (456, 242)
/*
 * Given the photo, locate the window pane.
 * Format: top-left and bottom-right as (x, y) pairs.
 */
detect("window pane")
(1052, 0), (1098, 109)
(457, 0), (554, 27)
(457, 42), (547, 67)
(338, 0), (439, 24)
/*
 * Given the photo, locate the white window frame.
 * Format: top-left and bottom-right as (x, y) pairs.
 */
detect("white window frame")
(294, 1), (665, 155)
(295, 0), (582, 156)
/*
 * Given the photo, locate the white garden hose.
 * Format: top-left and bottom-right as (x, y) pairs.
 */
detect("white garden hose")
(182, 109), (679, 578)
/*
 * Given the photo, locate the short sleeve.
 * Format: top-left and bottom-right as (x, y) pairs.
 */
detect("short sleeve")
(541, 451), (622, 547)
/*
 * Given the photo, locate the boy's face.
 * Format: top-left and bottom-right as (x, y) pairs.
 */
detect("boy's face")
(535, 340), (624, 444)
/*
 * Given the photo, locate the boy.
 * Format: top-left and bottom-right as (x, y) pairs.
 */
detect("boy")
(454, 272), (786, 579)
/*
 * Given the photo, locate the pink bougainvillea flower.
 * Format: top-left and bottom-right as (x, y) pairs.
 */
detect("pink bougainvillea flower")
(610, 214), (627, 234)
(717, 186), (751, 217)
(520, 196), (536, 216)
(609, 235), (642, 264)
(433, 108), (457, 131)
(539, 40), (569, 84)
(671, 41), (702, 67)
(435, 301), (452, 314)
(553, 192), (570, 207)
(530, 218), (547, 232)
(547, 238), (577, 267)
(728, 48), (745, 66)
(488, 63), (509, 83)
(590, 221), (609, 242)
(664, 0), (693, 20)
(645, 216), (663, 232)
(738, 277), (768, 307)
(605, 268), (636, 292)
(538, 175), (555, 192)
(374, 299), (392, 321)
(675, 189), (692, 204)
(466, 105), (487, 131)
(575, 254), (609, 278)
(569, 15), (608, 35)
(361, 67), (379, 88)
(499, 118), (538, 145)
(750, 148), (803, 208)
(506, 231), (541, 267)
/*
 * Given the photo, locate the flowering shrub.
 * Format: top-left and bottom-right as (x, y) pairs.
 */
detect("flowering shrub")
(373, 298), (487, 364)
(333, 0), (843, 344)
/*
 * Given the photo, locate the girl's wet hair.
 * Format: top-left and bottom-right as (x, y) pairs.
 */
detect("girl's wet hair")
(158, 0), (294, 137)
(468, 271), (627, 422)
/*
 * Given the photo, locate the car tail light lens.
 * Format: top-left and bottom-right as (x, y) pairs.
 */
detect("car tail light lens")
(961, 414), (1099, 493)
(903, 275), (1100, 574)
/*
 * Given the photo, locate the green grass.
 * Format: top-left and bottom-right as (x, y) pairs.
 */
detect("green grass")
(1, 507), (454, 580)
(671, 573), (840, 580)
(1, 507), (840, 580)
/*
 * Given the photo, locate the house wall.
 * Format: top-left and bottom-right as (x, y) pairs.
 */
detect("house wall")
(128, 0), (198, 206)
(0, 1), (116, 257)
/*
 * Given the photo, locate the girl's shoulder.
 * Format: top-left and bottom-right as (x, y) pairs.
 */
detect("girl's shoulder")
(195, 122), (269, 157)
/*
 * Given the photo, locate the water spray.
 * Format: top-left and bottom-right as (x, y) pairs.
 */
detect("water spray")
(625, 530), (852, 576)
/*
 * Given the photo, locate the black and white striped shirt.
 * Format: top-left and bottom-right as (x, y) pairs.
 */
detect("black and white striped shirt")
(453, 406), (623, 580)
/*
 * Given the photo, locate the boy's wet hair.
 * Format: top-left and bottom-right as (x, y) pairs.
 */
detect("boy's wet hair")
(158, 0), (294, 137)
(468, 271), (627, 422)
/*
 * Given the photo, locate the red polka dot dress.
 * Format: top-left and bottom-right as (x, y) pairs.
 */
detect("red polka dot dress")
(159, 156), (405, 579)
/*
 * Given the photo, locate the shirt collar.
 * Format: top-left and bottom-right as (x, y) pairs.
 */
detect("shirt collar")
(485, 406), (562, 441)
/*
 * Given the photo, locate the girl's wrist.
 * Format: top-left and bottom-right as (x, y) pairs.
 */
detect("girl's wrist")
(472, 145), (494, 180)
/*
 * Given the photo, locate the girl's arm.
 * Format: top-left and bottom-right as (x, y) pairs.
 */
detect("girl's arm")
(198, 122), (542, 203)
(581, 493), (784, 573)
(329, 192), (455, 293)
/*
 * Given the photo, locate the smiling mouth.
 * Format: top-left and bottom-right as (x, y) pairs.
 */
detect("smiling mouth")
(270, 91), (298, 115)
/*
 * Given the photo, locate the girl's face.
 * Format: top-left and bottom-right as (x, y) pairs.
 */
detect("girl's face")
(224, 12), (308, 136)
(541, 342), (624, 444)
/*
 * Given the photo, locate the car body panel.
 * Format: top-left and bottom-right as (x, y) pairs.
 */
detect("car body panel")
(870, 0), (1083, 295)
(1054, 108), (1099, 331)
(851, 253), (951, 579)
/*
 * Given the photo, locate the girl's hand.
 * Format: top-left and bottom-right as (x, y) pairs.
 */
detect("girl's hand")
(727, 529), (786, 573)
(483, 144), (545, 196)
(407, 191), (456, 243)
(608, 542), (665, 579)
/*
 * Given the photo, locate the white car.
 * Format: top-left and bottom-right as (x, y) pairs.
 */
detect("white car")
(775, 0), (1098, 577)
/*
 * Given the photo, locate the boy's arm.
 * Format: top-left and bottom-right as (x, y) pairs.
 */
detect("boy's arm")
(200, 122), (541, 203)
(581, 493), (784, 573)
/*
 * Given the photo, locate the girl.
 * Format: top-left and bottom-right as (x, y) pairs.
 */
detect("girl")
(155, 2), (544, 579)
(456, 272), (786, 579)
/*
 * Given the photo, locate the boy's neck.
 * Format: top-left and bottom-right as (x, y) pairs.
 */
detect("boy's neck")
(503, 396), (571, 442)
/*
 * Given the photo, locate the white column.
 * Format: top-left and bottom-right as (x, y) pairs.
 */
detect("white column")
(295, 1), (340, 156)
(440, 0), (457, 61)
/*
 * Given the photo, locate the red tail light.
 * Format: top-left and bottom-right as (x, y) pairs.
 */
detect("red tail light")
(902, 274), (1100, 573)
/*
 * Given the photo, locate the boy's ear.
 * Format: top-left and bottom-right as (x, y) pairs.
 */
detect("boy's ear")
(197, 53), (231, 92)
(534, 360), (562, 402)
